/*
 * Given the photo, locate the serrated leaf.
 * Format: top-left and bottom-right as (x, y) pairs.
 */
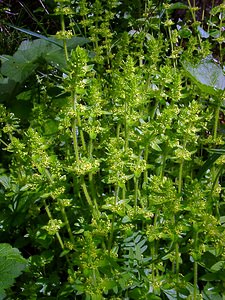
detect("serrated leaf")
(0, 244), (27, 299)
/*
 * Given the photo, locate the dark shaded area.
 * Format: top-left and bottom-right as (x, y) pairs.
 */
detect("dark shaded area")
(0, 0), (223, 55)
(0, 0), (58, 55)
(172, 0), (223, 21)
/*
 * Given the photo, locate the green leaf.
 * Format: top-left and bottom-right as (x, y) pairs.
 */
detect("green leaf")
(0, 77), (18, 103)
(197, 153), (221, 179)
(122, 216), (131, 223)
(162, 289), (177, 300)
(197, 26), (210, 38)
(150, 140), (162, 151)
(43, 119), (59, 136)
(1, 56), (38, 82)
(210, 261), (225, 272)
(200, 251), (219, 269)
(102, 278), (117, 292)
(0, 176), (10, 189)
(177, 26), (192, 38)
(200, 271), (225, 281)
(208, 148), (225, 154)
(0, 244), (27, 300)
(16, 90), (33, 101)
(168, 2), (189, 10)
(182, 55), (225, 96)
(1, 37), (90, 84)
(202, 283), (222, 300)
(51, 36), (90, 49)
(220, 216), (225, 225)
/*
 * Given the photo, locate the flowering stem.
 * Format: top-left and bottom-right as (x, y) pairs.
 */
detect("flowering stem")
(44, 200), (65, 250)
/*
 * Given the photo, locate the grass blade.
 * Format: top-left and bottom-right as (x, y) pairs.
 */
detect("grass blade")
(8, 25), (63, 48)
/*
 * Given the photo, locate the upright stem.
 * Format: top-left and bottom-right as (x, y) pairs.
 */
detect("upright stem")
(116, 123), (121, 139)
(60, 205), (75, 244)
(187, 0), (202, 47)
(81, 176), (93, 206)
(43, 168), (75, 244)
(72, 92), (79, 162)
(108, 185), (120, 254)
(213, 104), (220, 141)
(219, 11), (224, 65)
(211, 102), (220, 213)
(175, 243), (180, 281)
(151, 212), (158, 291)
(134, 177), (139, 213)
(44, 200), (64, 250)
(88, 138), (98, 211)
(124, 101), (129, 151)
(77, 113), (87, 152)
(193, 227), (199, 300)
(178, 159), (184, 194)
(143, 146), (149, 187)
(174, 144), (186, 298)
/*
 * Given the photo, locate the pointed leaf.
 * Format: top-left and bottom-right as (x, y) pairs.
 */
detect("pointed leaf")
(0, 176), (10, 189)
(208, 148), (225, 154)
(8, 25), (62, 48)
(197, 153), (221, 179)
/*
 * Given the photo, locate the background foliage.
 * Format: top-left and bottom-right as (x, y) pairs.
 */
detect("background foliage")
(1, 0), (225, 299)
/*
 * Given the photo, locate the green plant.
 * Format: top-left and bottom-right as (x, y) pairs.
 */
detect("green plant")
(0, 243), (27, 300)
(0, 1), (225, 299)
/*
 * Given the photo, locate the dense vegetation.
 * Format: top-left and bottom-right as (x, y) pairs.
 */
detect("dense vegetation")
(1, 0), (225, 299)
